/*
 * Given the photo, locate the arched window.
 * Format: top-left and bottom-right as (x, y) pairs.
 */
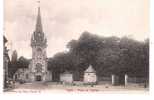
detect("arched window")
(37, 48), (42, 52)
(35, 63), (42, 73)
(37, 48), (42, 59)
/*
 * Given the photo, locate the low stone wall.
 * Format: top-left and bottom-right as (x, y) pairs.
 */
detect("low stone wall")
(97, 77), (112, 85)
(97, 76), (148, 86)
(128, 77), (147, 83)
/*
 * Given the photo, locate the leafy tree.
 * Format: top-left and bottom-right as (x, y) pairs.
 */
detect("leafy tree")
(8, 56), (30, 78)
(46, 31), (149, 82)
(11, 50), (18, 63)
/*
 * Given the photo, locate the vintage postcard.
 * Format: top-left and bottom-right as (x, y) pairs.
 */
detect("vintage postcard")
(3, 0), (149, 93)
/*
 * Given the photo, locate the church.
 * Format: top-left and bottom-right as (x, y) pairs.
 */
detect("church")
(13, 6), (97, 84)
(13, 6), (52, 82)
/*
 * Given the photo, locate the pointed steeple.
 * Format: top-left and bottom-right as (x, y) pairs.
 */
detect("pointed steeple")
(35, 6), (43, 33)
(31, 2), (47, 48)
(85, 65), (96, 73)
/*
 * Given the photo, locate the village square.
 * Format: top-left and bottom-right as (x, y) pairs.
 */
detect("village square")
(3, 1), (149, 93)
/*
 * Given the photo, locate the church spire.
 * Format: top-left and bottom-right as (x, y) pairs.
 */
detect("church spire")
(31, 1), (47, 47)
(35, 5), (43, 33)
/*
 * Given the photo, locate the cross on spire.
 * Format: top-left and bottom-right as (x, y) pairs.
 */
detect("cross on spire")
(37, 1), (40, 7)
(35, 0), (43, 33)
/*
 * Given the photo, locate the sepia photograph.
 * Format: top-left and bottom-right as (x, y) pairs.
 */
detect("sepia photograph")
(3, 0), (149, 93)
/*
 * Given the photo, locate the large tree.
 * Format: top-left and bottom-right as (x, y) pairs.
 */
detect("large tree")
(8, 56), (30, 78)
(48, 31), (149, 81)
(11, 50), (18, 63)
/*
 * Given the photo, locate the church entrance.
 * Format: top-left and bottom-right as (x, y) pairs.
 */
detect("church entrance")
(35, 75), (42, 81)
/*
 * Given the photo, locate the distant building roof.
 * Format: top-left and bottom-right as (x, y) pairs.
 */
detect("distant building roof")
(84, 65), (96, 73)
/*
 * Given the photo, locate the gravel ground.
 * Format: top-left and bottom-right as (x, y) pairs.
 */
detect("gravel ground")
(5, 82), (149, 94)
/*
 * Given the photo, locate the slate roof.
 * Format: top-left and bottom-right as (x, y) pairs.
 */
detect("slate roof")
(85, 65), (96, 73)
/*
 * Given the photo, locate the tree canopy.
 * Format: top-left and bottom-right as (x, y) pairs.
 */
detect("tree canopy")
(48, 31), (149, 80)
(8, 56), (30, 78)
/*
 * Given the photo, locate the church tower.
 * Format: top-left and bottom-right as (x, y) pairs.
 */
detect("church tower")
(29, 6), (52, 82)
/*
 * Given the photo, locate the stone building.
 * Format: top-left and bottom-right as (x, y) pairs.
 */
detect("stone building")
(60, 71), (73, 84)
(13, 68), (30, 82)
(14, 6), (52, 82)
(28, 6), (52, 82)
(83, 65), (97, 84)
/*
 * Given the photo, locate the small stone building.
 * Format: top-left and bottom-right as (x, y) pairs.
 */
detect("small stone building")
(83, 65), (97, 84)
(60, 71), (73, 84)
(13, 68), (30, 83)
(13, 68), (52, 83)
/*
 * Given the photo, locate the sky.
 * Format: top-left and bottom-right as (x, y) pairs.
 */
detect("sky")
(4, 0), (149, 59)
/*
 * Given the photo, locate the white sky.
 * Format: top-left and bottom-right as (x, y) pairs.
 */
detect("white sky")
(4, 0), (149, 59)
